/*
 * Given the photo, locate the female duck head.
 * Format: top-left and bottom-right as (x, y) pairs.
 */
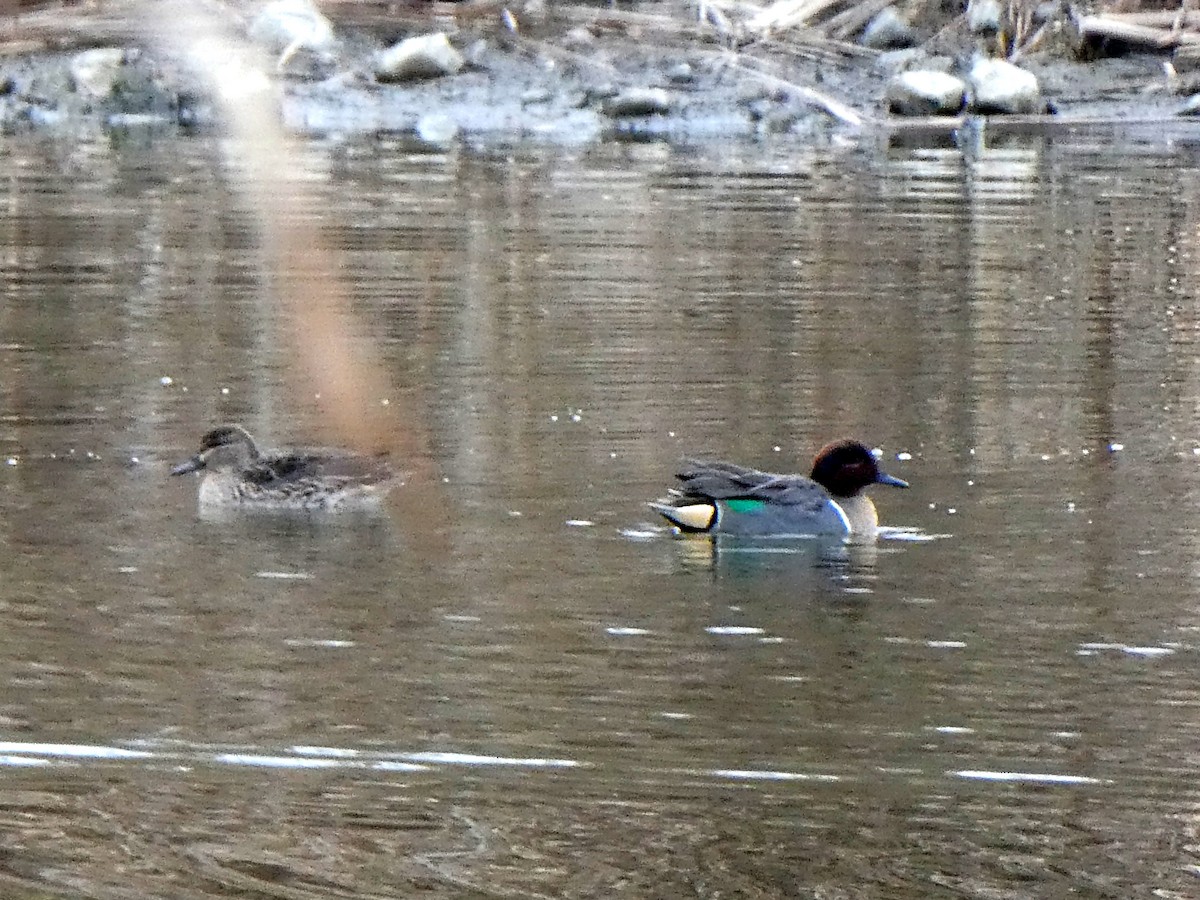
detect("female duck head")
(170, 424), (260, 476)
(809, 440), (908, 498)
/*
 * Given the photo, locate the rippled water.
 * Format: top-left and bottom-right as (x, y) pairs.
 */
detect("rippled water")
(1, 127), (1199, 897)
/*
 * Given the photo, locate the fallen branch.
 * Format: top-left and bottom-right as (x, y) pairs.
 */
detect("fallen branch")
(716, 53), (868, 127)
(1095, 10), (1200, 30)
(1072, 13), (1200, 50)
(745, 0), (851, 37)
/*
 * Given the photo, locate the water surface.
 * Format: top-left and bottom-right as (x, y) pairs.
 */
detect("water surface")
(0, 127), (1198, 897)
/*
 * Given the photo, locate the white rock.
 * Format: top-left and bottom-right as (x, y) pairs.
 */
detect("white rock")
(375, 33), (465, 82)
(968, 57), (1042, 114)
(249, 0), (336, 76)
(967, 0), (1003, 34)
(249, 0), (334, 53)
(69, 48), (125, 99)
(562, 26), (595, 49)
(1178, 93), (1200, 116)
(886, 70), (967, 116)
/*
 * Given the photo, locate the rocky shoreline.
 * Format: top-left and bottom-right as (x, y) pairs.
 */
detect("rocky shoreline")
(0, 0), (1196, 146)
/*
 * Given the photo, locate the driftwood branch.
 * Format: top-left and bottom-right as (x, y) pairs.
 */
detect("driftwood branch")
(1097, 10), (1200, 29)
(717, 54), (867, 127)
(1073, 13), (1200, 50)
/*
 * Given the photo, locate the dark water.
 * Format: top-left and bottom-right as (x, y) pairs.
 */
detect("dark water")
(1, 126), (1199, 897)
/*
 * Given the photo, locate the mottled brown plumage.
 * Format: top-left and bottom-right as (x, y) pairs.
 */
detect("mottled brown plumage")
(171, 424), (401, 513)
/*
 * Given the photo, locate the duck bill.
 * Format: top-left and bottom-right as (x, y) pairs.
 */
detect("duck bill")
(876, 472), (909, 489)
(170, 455), (205, 476)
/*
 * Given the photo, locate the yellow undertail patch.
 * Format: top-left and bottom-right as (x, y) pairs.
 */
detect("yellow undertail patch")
(651, 501), (716, 532)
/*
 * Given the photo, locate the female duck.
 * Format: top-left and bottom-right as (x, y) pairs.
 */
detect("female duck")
(170, 424), (400, 513)
(650, 439), (907, 538)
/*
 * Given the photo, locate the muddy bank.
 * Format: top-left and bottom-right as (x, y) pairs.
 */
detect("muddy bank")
(0, 0), (1195, 146)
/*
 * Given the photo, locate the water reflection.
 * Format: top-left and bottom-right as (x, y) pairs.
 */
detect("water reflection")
(0, 129), (1198, 895)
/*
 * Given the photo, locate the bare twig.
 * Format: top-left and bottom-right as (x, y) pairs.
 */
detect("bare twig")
(711, 51), (868, 126)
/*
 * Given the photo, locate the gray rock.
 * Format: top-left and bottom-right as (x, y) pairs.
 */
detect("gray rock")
(375, 33), (465, 82)
(1178, 94), (1200, 115)
(603, 87), (673, 117)
(860, 8), (917, 50)
(874, 48), (925, 74)
(666, 62), (696, 85)
(562, 26), (596, 49)
(886, 70), (967, 116)
(69, 48), (125, 99)
(968, 57), (1042, 114)
(1033, 1), (1062, 24)
(967, 0), (1003, 35)
(461, 39), (490, 69)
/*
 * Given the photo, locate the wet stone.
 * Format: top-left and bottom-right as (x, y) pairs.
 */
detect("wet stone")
(249, 0), (336, 78)
(666, 62), (696, 85)
(562, 26), (596, 49)
(967, 0), (1003, 35)
(375, 32), (465, 82)
(860, 8), (918, 50)
(603, 87), (674, 117)
(1033, 0), (1063, 24)
(886, 70), (967, 116)
(1177, 93), (1200, 115)
(69, 48), (125, 99)
(968, 57), (1042, 114)
(249, 0), (334, 51)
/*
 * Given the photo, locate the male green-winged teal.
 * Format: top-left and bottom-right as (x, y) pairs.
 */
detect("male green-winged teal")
(650, 440), (908, 538)
(171, 424), (400, 513)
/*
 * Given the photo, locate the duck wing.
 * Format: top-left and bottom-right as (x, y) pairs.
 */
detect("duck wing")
(245, 451), (396, 489)
(675, 460), (828, 507)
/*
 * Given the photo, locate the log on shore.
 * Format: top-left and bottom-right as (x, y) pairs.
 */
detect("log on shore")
(1072, 13), (1200, 51)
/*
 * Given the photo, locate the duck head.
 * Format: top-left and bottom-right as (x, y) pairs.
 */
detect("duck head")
(809, 440), (908, 498)
(170, 424), (261, 476)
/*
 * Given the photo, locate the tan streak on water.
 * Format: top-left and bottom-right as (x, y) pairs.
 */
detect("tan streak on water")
(145, 1), (444, 537)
